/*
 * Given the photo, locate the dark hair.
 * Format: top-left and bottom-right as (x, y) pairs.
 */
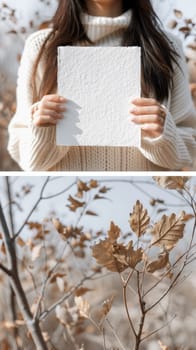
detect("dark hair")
(32, 0), (179, 103)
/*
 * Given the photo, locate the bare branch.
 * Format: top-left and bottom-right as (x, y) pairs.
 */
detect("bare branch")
(0, 262), (11, 275)
(14, 177), (50, 239)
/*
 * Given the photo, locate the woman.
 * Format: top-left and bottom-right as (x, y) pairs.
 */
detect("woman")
(8, 0), (196, 171)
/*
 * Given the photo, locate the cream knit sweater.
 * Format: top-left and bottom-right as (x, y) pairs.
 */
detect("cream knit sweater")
(8, 10), (196, 171)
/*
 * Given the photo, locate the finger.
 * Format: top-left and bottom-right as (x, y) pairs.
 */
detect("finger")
(33, 114), (59, 127)
(130, 105), (161, 116)
(141, 123), (164, 135)
(141, 129), (161, 138)
(131, 97), (159, 107)
(129, 114), (164, 125)
(42, 94), (66, 103)
(37, 108), (64, 119)
(42, 100), (66, 112)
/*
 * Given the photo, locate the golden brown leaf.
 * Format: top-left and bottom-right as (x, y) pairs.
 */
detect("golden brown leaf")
(167, 19), (178, 29)
(85, 210), (98, 216)
(147, 251), (169, 273)
(92, 239), (124, 272)
(129, 200), (150, 237)
(108, 221), (120, 242)
(31, 244), (42, 261)
(1, 242), (6, 255)
(17, 237), (25, 247)
(38, 21), (50, 30)
(77, 180), (90, 197)
(183, 213), (195, 221)
(67, 195), (85, 212)
(158, 340), (169, 350)
(174, 9), (183, 18)
(99, 186), (111, 193)
(75, 297), (90, 318)
(150, 212), (186, 250)
(77, 180), (90, 192)
(113, 241), (143, 269)
(92, 222), (142, 272)
(75, 287), (93, 297)
(52, 218), (65, 234)
(89, 179), (98, 188)
(153, 176), (189, 190)
(179, 26), (190, 34)
(101, 296), (114, 317)
(50, 273), (66, 283)
(55, 305), (68, 326)
(56, 277), (65, 292)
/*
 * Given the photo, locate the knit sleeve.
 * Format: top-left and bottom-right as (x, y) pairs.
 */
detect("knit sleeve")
(7, 30), (69, 171)
(139, 35), (196, 170)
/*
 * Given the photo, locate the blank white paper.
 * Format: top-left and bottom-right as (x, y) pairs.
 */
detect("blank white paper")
(56, 46), (141, 147)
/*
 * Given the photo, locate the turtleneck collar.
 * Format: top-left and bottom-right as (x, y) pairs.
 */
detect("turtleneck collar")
(81, 9), (132, 42)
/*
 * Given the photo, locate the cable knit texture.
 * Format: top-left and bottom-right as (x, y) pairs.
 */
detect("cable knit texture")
(8, 10), (196, 171)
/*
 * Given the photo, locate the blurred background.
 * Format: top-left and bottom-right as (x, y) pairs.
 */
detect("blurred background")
(0, 0), (196, 170)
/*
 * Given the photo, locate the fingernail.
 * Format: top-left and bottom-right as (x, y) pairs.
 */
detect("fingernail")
(129, 104), (135, 112)
(60, 96), (66, 102)
(141, 124), (148, 130)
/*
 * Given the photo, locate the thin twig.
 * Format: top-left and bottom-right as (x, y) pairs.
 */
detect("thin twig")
(106, 318), (127, 350)
(122, 269), (137, 338)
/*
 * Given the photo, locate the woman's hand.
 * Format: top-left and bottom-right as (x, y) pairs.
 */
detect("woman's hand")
(129, 98), (166, 138)
(31, 94), (66, 127)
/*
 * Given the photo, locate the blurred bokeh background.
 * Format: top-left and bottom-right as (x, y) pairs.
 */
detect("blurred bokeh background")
(0, 0), (196, 170)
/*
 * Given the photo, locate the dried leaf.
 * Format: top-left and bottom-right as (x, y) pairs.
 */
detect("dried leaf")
(89, 179), (98, 188)
(55, 305), (67, 326)
(75, 287), (93, 297)
(1, 242), (6, 255)
(52, 218), (64, 234)
(108, 221), (120, 242)
(167, 19), (178, 29)
(94, 194), (107, 200)
(158, 340), (169, 350)
(56, 277), (65, 292)
(85, 210), (98, 216)
(129, 200), (150, 236)
(17, 237), (25, 247)
(67, 195), (85, 212)
(183, 213), (195, 221)
(50, 273), (66, 283)
(153, 176), (189, 190)
(150, 212), (186, 250)
(102, 296), (114, 316)
(179, 26), (191, 34)
(147, 251), (169, 273)
(92, 222), (142, 272)
(188, 43), (196, 50)
(77, 180), (90, 192)
(99, 186), (111, 193)
(75, 296), (90, 318)
(113, 241), (143, 269)
(174, 9), (183, 18)
(38, 21), (50, 30)
(31, 244), (42, 261)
